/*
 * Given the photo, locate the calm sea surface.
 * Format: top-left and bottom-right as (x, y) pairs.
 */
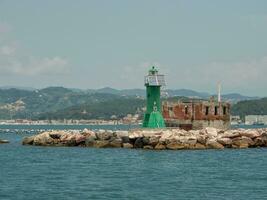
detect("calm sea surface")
(0, 125), (267, 200)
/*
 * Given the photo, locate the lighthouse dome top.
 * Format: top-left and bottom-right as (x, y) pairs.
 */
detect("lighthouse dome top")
(145, 66), (166, 86)
(149, 66), (158, 75)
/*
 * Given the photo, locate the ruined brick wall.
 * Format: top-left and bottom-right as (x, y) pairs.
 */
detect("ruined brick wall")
(162, 100), (231, 130)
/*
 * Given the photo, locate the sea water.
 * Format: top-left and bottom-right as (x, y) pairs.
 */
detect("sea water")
(0, 125), (267, 200)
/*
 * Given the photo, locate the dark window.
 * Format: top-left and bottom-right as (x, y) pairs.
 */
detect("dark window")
(185, 106), (188, 114)
(215, 106), (218, 115)
(168, 107), (173, 111)
(205, 106), (209, 115)
(223, 106), (227, 115)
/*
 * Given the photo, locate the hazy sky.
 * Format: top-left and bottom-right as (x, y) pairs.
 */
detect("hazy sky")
(0, 0), (267, 96)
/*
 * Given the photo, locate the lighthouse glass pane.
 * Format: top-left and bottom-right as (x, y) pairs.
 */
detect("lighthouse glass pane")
(145, 75), (166, 86)
(157, 75), (166, 86)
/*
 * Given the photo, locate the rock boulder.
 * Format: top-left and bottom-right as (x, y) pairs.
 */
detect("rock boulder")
(206, 139), (224, 149)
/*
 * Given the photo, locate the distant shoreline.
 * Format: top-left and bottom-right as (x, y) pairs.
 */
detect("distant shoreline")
(0, 122), (141, 126)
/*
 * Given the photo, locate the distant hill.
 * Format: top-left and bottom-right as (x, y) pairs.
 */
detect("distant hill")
(87, 87), (257, 103)
(0, 87), (121, 119)
(0, 86), (35, 91)
(167, 89), (209, 98)
(86, 87), (145, 96)
(88, 87), (208, 98)
(231, 98), (267, 119)
(0, 86), (257, 101)
(220, 93), (258, 104)
(37, 98), (145, 120)
(0, 86), (262, 120)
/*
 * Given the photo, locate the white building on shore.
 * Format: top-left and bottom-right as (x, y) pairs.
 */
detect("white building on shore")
(245, 115), (267, 125)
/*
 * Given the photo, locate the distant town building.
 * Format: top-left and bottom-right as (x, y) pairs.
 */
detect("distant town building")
(110, 115), (117, 120)
(0, 99), (25, 112)
(245, 115), (267, 125)
(162, 97), (231, 130)
(230, 115), (242, 125)
(123, 114), (141, 124)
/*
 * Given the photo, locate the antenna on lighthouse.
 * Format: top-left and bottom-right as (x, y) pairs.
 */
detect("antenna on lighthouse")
(218, 82), (221, 102)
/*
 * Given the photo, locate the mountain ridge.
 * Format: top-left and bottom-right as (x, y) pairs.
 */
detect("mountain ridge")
(0, 86), (259, 103)
(0, 86), (264, 120)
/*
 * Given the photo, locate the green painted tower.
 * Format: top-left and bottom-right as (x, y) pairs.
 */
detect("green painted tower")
(142, 66), (166, 128)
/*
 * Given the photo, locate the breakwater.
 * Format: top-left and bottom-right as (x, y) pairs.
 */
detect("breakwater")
(22, 127), (267, 150)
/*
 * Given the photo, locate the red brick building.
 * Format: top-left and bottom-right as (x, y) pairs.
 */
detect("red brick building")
(162, 98), (231, 130)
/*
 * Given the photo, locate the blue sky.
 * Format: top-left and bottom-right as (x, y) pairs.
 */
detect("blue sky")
(0, 0), (267, 96)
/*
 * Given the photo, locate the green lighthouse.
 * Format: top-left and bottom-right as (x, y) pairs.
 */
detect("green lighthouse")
(142, 66), (166, 128)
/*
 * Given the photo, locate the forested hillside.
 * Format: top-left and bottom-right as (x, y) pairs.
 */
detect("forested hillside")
(231, 98), (267, 118)
(0, 87), (264, 120)
(0, 87), (125, 119)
